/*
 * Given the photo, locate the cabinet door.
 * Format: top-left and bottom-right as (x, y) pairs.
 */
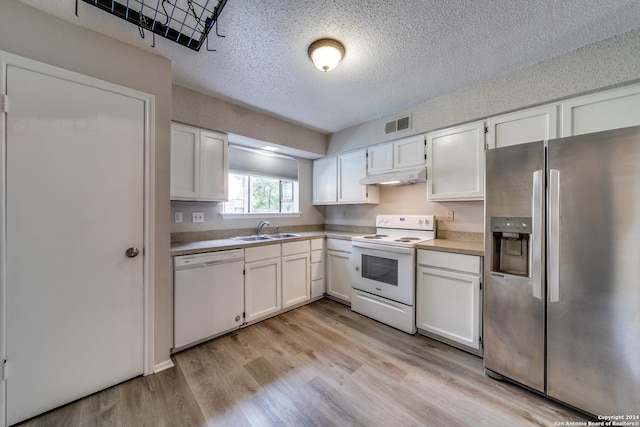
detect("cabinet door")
(338, 150), (379, 203)
(312, 156), (338, 204)
(170, 123), (199, 199)
(394, 135), (426, 169)
(326, 250), (351, 303)
(245, 258), (281, 323)
(367, 143), (393, 174)
(561, 83), (640, 137)
(199, 130), (228, 201)
(487, 105), (558, 149)
(426, 120), (485, 201)
(416, 266), (481, 350)
(282, 253), (310, 308)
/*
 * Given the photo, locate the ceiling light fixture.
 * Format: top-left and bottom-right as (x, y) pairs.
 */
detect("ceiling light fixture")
(308, 38), (345, 72)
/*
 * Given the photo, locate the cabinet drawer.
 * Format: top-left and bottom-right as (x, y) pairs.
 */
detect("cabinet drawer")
(310, 249), (324, 263)
(245, 244), (281, 263)
(326, 238), (352, 252)
(311, 238), (325, 251)
(311, 261), (324, 281)
(282, 240), (310, 256)
(417, 250), (480, 275)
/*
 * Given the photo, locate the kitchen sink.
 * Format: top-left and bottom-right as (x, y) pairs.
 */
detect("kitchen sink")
(232, 235), (275, 242)
(268, 233), (301, 239)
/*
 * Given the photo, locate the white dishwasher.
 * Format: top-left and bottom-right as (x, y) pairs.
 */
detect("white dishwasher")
(173, 249), (244, 351)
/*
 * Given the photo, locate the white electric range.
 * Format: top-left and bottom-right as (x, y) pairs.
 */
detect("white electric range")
(350, 214), (435, 334)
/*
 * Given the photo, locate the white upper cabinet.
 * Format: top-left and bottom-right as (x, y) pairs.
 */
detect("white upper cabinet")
(367, 135), (426, 174)
(394, 134), (426, 169)
(338, 149), (379, 204)
(560, 83), (640, 137)
(487, 104), (558, 149)
(426, 120), (485, 201)
(367, 143), (394, 174)
(312, 156), (338, 205)
(170, 122), (228, 201)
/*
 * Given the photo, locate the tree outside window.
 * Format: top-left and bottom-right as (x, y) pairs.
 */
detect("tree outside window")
(224, 173), (298, 214)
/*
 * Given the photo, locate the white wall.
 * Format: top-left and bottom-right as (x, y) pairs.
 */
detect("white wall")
(172, 84), (328, 156)
(325, 28), (640, 231)
(324, 184), (484, 233)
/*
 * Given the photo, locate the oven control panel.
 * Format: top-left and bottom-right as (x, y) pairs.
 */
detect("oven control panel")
(376, 214), (435, 230)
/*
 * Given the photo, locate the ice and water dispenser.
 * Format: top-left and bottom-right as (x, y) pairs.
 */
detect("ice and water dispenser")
(489, 217), (532, 277)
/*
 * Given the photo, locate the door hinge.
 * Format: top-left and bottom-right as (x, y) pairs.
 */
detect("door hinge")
(1, 94), (8, 114)
(242, 312), (245, 318)
(484, 126), (489, 134)
(243, 268), (245, 275)
(2, 360), (7, 381)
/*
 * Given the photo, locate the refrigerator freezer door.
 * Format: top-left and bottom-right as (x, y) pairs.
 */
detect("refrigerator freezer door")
(484, 141), (546, 392)
(546, 126), (640, 415)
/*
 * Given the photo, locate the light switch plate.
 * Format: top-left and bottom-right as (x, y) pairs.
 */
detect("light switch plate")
(174, 212), (183, 223)
(192, 212), (205, 223)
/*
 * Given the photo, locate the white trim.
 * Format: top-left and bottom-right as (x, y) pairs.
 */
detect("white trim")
(142, 87), (156, 377)
(0, 55), (7, 427)
(219, 212), (302, 219)
(153, 359), (175, 374)
(0, 49), (156, 425)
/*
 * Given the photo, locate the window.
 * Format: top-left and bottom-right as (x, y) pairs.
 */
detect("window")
(224, 173), (299, 214)
(222, 144), (300, 216)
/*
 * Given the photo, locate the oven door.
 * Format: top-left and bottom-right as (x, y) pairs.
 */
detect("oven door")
(350, 242), (415, 306)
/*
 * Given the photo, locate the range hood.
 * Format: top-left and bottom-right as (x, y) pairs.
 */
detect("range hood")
(359, 167), (427, 185)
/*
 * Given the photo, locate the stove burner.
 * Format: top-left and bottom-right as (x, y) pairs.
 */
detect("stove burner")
(363, 234), (389, 239)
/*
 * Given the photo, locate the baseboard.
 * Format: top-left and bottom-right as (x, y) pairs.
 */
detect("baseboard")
(153, 359), (175, 373)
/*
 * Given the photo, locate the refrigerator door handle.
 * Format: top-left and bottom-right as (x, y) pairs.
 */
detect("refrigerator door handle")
(549, 169), (560, 302)
(531, 170), (543, 300)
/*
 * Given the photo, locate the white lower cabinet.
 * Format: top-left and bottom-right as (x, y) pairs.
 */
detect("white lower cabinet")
(326, 238), (352, 304)
(282, 240), (311, 309)
(416, 249), (482, 354)
(244, 244), (282, 323)
(310, 238), (326, 298)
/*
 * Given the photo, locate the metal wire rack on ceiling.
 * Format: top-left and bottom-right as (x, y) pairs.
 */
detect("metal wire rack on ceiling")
(78, 0), (228, 51)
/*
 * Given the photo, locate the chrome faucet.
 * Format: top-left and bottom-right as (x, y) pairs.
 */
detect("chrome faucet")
(256, 220), (270, 235)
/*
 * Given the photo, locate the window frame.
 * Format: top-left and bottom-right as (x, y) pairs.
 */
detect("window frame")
(221, 172), (301, 219)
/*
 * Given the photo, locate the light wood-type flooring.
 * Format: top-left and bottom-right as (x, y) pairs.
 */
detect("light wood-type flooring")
(17, 299), (588, 426)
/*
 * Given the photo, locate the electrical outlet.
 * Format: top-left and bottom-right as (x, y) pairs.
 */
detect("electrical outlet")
(445, 210), (454, 221)
(192, 212), (205, 223)
(174, 212), (183, 223)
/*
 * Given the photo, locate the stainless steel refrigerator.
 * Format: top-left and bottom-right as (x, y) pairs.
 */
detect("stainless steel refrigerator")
(484, 125), (640, 416)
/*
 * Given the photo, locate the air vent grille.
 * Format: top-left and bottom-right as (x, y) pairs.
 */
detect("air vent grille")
(384, 115), (411, 135)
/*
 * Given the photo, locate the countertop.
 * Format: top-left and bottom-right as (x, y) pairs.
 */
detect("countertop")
(171, 231), (484, 257)
(416, 239), (484, 257)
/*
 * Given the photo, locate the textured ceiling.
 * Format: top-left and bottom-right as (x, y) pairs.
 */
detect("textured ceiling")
(17, 0), (640, 133)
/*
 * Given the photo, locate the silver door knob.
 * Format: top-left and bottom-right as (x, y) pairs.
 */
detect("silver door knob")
(126, 247), (140, 258)
(355, 266), (360, 271)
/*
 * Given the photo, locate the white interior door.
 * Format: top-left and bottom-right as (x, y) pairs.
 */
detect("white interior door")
(5, 64), (145, 425)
